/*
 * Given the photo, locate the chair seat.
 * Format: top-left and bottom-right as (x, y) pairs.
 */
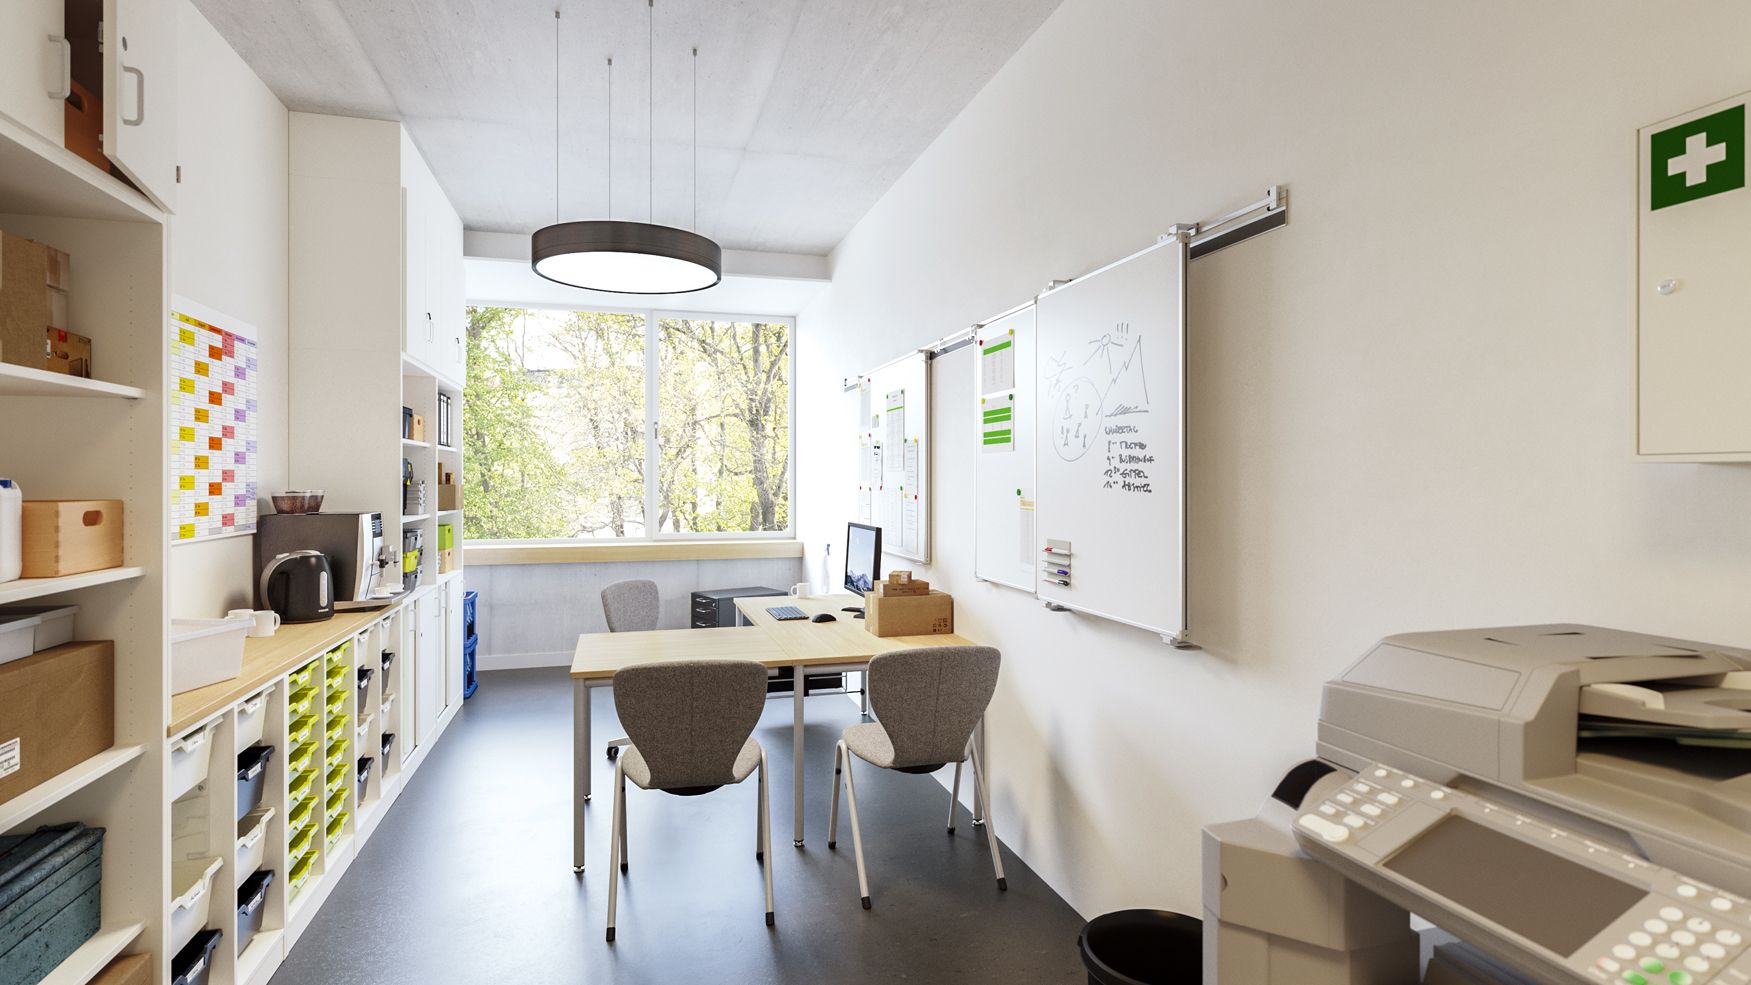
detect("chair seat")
(843, 722), (900, 768)
(622, 737), (763, 791)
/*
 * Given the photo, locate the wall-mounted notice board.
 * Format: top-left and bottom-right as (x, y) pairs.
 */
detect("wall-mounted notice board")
(1033, 237), (1187, 638)
(972, 303), (1038, 592)
(854, 349), (931, 562)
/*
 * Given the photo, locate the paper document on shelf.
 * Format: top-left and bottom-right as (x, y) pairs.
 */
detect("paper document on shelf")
(859, 379), (873, 429)
(902, 494), (920, 555)
(904, 440), (919, 488)
(884, 389), (906, 469)
(981, 393), (1015, 452)
(1019, 496), (1035, 566)
(981, 330), (1016, 394)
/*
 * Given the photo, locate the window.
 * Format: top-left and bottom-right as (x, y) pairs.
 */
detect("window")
(463, 305), (792, 541)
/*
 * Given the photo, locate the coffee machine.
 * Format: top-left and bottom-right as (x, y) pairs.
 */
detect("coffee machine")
(256, 512), (395, 610)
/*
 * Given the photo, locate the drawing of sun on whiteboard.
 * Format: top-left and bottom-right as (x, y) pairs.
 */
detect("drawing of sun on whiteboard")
(1034, 237), (1187, 639)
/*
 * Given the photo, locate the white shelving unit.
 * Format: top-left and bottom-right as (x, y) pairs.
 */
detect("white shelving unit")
(0, 364), (145, 399)
(37, 923), (146, 985)
(0, 746), (146, 834)
(0, 567), (147, 606)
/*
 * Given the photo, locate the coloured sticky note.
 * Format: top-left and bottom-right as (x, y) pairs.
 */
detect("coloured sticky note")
(179, 475), (195, 490)
(195, 361), (209, 377)
(208, 482), (223, 496)
(179, 427), (195, 442)
(179, 378), (195, 393)
(179, 524), (196, 539)
(207, 391), (223, 406)
(194, 456), (209, 470)
(194, 408), (209, 424)
(208, 436), (223, 450)
(179, 328), (196, 345)
(194, 502), (209, 517)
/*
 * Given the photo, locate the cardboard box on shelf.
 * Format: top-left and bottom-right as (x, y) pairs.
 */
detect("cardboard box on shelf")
(89, 953), (150, 985)
(864, 589), (954, 638)
(409, 414), (426, 442)
(438, 548), (458, 574)
(43, 247), (69, 292)
(437, 481), (461, 512)
(0, 232), (51, 370)
(64, 81), (107, 173)
(45, 329), (91, 377)
(0, 640), (116, 805)
(21, 500), (124, 577)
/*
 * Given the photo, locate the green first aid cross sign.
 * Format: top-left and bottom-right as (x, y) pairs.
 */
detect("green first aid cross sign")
(1649, 103), (1745, 210)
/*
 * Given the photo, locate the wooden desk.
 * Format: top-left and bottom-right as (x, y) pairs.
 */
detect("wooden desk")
(568, 595), (979, 871)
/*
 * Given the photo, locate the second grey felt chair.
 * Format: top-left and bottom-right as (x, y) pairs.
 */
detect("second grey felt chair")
(600, 579), (660, 633)
(606, 659), (774, 943)
(828, 645), (1006, 909)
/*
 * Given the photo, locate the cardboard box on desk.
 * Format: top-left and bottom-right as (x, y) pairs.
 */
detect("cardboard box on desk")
(864, 589), (954, 638)
(0, 641), (115, 805)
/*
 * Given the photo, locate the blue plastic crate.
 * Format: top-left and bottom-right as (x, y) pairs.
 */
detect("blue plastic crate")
(462, 590), (477, 648)
(462, 635), (478, 699)
(0, 823), (104, 985)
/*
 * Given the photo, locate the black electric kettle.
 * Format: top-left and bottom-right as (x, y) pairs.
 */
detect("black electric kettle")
(259, 550), (334, 623)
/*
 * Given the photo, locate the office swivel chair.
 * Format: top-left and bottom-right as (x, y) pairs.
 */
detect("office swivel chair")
(599, 579), (660, 761)
(606, 660), (775, 942)
(828, 645), (1006, 909)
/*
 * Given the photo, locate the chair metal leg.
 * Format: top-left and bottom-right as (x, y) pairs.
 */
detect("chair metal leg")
(756, 758), (765, 861)
(606, 760), (625, 942)
(840, 745), (871, 909)
(860, 673), (870, 718)
(947, 758), (963, 835)
(970, 744), (1007, 891)
(573, 679), (589, 873)
(618, 766), (628, 873)
(759, 749), (775, 927)
(828, 741), (843, 849)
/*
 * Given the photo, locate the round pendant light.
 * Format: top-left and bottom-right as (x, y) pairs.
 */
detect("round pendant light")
(534, 4), (721, 295)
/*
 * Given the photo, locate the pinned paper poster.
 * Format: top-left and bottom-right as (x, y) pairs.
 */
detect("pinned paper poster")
(980, 329), (1016, 393)
(860, 438), (878, 484)
(170, 297), (259, 542)
(902, 492), (920, 555)
(859, 488), (873, 523)
(884, 389), (906, 470)
(904, 440), (920, 488)
(981, 394), (1015, 452)
(859, 378), (874, 429)
(1018, 494), (1035, 566)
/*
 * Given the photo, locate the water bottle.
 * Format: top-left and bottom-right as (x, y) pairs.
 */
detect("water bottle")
(0, 478), (20, 583)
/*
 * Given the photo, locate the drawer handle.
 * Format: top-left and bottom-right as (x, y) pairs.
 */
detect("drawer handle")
(48, 36), (71, 100)
(171, 728), (209, 754)
(121, 65), (144, 126)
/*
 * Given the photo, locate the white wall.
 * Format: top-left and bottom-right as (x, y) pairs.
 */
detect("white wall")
(167, 0), (289, 617)
(795, 0), (1751, 919)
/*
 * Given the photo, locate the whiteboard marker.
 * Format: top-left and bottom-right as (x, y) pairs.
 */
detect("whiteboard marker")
(1046, 578), (1069, 587)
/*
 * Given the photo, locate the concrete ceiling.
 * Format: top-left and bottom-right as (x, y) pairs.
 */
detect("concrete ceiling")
(192, 0), (1065, 256)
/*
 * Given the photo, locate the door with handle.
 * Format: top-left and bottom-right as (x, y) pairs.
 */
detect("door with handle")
(103, 0), (178, 211)
(0, 0), (66, 144)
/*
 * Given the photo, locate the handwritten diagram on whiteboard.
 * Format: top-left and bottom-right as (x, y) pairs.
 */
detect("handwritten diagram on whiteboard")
(852, 351), (931, 562)
(1034, 237), (1186, 637)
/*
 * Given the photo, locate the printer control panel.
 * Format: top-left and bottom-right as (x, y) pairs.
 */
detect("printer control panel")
(1295, 763), (1751, 985)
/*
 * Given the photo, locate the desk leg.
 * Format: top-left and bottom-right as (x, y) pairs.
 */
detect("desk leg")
(793, 663), (806, 847)
(574, 678), (590, 871)
(972, 714), (987, 826)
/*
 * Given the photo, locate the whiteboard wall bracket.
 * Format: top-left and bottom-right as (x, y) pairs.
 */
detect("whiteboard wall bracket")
(1166, 631), (1200, 650)
(1043, 602), (1071, 613)
(1185, 184), (1288, 260)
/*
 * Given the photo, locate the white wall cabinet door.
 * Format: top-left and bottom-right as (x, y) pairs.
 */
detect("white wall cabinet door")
(0, 0), (67, 144)
(103, 0), (178, 211)
(415, 591), (444, 742)
(402, 181), (431, 364)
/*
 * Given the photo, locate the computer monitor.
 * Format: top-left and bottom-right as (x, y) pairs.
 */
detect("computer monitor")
(844, 522), (881, 596)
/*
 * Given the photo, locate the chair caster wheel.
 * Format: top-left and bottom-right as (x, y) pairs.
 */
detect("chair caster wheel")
(997, 877), (1008, 891)
(765, 911), (775, 927)
(606, 928), (616, 943)
(861, 896), (872, 910)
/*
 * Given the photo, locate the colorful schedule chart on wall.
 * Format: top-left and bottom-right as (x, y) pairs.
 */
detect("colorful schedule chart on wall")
(170, 297), (260, 542)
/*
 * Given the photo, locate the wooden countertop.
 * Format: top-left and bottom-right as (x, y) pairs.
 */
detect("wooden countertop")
(169, 602), (406, 736)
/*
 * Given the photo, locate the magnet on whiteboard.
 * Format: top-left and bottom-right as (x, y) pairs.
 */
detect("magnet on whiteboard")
(1657, 278), (1679, 295)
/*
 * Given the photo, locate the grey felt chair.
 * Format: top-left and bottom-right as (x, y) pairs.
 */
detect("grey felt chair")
(601, 579), (660, 633)
(606, 659), (774, 943)
(828, 645), (1006, 909)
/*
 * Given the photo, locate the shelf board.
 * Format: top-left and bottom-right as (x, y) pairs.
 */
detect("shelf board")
(0, 365), (144, 399)
(401, 438), (431, 449)
(37, 922), (146, 985)
(0, 115), (162, 224)
(437, 509), (461, 516)
(237, 928), (283, 985)
(0, 567), (146, 606)
(401, 514), (430, 523)
(0, 745), (144, 833)
(436, 444), (460, 453)
(437, 570), (463, 583)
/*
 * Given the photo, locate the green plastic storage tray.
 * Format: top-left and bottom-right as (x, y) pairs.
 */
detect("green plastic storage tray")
(325, 812), (348, 846)
(288, 854), (315, 896)
(288, 715), (317, 749)
(287, 743), (316, 776)
(288, 662), (317, 693)
(325, 787), (347, 817)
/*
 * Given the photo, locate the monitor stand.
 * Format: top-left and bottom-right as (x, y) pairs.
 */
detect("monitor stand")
(841, 606), (865, 619)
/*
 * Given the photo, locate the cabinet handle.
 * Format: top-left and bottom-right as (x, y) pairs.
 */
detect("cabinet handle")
(48, 36), (71, 100)
(121, 65), (145, 126)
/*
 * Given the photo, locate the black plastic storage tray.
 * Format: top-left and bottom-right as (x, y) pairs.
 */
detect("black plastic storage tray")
(172, 928), (222, 985)
(356, 666), (374, 700)
(0, 823), (105, 985)
(355, 757), (374, 803)
(236, 745), (275, 821)
(236, 870), (273, 955)
(380, 732), (395, 766)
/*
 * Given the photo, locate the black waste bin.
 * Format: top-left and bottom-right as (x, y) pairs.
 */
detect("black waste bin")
(1079, 910), (1202, 985)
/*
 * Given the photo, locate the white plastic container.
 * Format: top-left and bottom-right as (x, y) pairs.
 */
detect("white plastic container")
(0, 611), (41, 665)
(169, 720), (220, 802)
(0, 604), (79, 652)
(235, 806), (276, 889)
(0, 478), (20, 584)
(171, 616), (250, 695)
(169, 856), (223, 957)
(235, 684), (274, 753)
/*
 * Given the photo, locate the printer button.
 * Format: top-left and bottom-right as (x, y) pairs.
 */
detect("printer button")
(1713, 929), (1741, 947)
(1319, 804), (1339, 816)
(1296, 814), (1350, 843)
(1376, 792), (1401, 806)
(1630, 933), (1654, 948)
(1683, 957), (1710, 974)
(1342, 814), (1368, 829)
(1686, 918), (1712, 934)
(1360, 804), (1383, 818)
(1699, 943), (1726, 960)
(1671, 931), (1696, 947)
(1653, 944), (1680, 960)
(1661, 907), (1686, 922)
(1710, 898), (1733, 913)
(1677, 885), (1700, 899)
(1648, 920), (1672, 935)
(1614, 946), (1639, 961)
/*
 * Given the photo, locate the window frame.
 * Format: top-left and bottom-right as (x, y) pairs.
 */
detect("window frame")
(462, 299), (797, 544)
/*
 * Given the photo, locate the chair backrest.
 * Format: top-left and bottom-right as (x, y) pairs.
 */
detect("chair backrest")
(613, 660), (768, 790)
(601, 579), (660, 633)
(867, 646), (1001, 769)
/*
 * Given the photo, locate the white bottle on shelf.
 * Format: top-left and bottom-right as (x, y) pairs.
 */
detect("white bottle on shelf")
(0, 478), (20, 583)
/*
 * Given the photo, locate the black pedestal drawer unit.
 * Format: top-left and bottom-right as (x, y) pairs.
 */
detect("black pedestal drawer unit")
(690, 586), (845, 695)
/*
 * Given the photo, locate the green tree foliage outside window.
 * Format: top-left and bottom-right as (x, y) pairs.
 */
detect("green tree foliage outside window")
(463, 305), (791, 541)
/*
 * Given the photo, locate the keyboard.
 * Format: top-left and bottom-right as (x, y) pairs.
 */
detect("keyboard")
(765, 605), (809, 621)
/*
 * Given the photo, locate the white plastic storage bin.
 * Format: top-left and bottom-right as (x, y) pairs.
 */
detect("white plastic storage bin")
(169, 856), (223, 957)
(235, 685), (274, 753)
(235, 806), (275, 888)
(171, 616), (250, 694)
(0, 604), (77, 653)
(170, 720), (220, 802)
(0, 611), (40, 665)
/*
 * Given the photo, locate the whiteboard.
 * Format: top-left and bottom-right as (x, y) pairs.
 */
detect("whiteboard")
(1033, 237), (1187, 638)
(854, 350), (930, 562)
(972, 303), (1037, 591)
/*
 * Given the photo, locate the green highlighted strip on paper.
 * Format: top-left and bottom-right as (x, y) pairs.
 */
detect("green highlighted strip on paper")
(982, 393), (1015, 452)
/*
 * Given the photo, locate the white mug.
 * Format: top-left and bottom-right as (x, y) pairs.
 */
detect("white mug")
(229, 608), (281, 638)
(789, 582), (811, 598)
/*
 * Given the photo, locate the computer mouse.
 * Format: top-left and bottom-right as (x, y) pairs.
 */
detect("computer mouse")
(810, 613), (837, 623)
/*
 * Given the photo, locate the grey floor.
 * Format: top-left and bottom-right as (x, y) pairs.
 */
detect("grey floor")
(269, 667), (1088, 985)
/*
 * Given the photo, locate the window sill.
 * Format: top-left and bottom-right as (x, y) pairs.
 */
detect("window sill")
(464, 540), (805, 566)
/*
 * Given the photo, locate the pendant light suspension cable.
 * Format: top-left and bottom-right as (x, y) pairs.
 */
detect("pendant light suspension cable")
(607, 56), (613, 217)
(553, 9), (560, 223)
(692, 46), (698, 230)
(647, 0), (654, 224)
